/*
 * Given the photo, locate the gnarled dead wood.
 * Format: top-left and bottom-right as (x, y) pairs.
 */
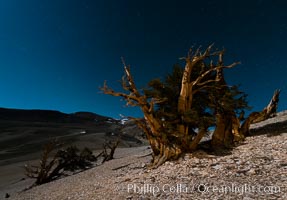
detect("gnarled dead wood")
(178, 48), (239, 139)
(252, 89), (280, 123)
(240, 89), (280, 136)
(101, 139), (120, 163)
(101, 60), (181, 167)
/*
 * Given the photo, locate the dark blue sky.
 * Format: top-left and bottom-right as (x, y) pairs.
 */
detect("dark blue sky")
(0, 0), (287, 118)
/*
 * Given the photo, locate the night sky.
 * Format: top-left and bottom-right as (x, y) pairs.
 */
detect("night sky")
(0, 0), (287, 118)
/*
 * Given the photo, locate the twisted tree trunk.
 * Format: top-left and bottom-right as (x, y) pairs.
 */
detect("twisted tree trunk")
(212, 111), (242, 148)
(212, 89), (280, 148)
(101, 65), (182, 168)
(101, 46), (252, 167)
(211, 54), (245, 148)
(178, 47), (238, 149)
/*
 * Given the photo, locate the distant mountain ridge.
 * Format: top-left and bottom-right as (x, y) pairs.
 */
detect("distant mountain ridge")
(0, 107), (147, 168)
(0, 107), (111, 123)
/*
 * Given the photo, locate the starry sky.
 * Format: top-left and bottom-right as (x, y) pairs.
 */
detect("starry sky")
(0, 0), (287, 118)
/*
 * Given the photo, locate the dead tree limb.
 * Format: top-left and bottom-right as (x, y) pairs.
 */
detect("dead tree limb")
(101, 139), (120, 163)
(252, 89), (280, 123)
(179, 48), (239, 150)
(101, 60), (182, 168)
(241, 89), (280, 136)
(101, 46), (244, 167)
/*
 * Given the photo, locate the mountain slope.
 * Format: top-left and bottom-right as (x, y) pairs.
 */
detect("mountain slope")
(0, 108), (110, 123)
(0, 108), (145, 165)
(11, 111), (287, 200)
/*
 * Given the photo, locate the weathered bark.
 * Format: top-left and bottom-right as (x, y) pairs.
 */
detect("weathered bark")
(102, 47), (239, 167)
(189, 127), (207, 151)
(240, 89), (280, 136)
(212, 89), (280, 148)
(101, 64), (183, 168)
(252, 89), (280, 123)
(212, 112), (237, 148)
(240, 112), (261, 137)
(211, 53), (244, 148)
(178, 47), (239, 149)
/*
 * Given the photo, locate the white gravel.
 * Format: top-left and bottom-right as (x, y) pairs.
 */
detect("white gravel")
(9, 112), (287, 200)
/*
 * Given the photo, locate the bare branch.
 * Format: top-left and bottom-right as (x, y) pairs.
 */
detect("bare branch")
(129, 116), (155, 137)
(124, 66), (141, 97)
(192, 84), (228, 95)
(101, 80), (140, 106)
(191, 62), (240, 88)
(218, 51), (224, 65)
(196, 79), (218, 87)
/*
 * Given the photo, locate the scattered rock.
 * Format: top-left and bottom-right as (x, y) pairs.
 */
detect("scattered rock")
(12, 115), (287, 200)
(5, 193), (10, 198)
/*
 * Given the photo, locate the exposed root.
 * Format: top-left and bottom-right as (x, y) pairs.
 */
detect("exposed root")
(148, 144), (182, 169)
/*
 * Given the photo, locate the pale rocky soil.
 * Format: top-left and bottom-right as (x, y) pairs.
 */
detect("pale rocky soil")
(7, 112), (287, 199)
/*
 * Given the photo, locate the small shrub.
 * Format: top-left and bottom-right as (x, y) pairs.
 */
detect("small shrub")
(25, 140), (96, 185)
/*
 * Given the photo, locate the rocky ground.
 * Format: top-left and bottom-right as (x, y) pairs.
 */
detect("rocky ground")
(7, 113), (287, 199)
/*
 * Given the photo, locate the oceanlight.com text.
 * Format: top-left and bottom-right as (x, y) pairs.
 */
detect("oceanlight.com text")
(127, 183), (281, 196)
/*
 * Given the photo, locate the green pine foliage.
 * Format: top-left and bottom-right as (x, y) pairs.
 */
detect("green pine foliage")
(144, 61), (250, 135)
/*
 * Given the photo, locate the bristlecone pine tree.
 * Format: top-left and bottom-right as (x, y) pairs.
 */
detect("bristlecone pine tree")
(101, 45), (280, 168)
